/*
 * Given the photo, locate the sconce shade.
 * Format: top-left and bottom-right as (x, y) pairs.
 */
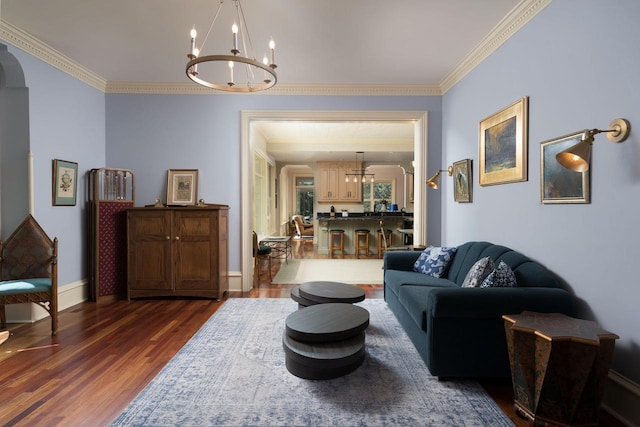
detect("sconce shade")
(426, 166), (453, 190)
(426, 171), (442, 189)
(556, 134), (593, 172)
(556, 118), (631, 173)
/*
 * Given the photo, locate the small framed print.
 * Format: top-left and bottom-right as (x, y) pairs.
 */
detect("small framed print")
(52, 159), (78, 206)
(479, 97), (528, 186)
(166, 169), (198, 206)
(452, 159), (472, 203)
(540, 131), (590, 204)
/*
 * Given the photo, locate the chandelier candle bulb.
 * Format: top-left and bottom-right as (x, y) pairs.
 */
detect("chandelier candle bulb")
(228, 61), (234, 86)
(190, 27), (197, 56)
(232, 23), (239, 54)
(262, 55), (270, 83)
(269, 38), (276, 67)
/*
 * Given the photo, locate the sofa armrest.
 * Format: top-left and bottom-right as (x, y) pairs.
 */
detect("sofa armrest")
(427, 287), (574, 319)
(383, 251), (421, 272)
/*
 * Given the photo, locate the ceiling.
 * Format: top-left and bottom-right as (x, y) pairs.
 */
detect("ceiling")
(0, 0), (523, 163)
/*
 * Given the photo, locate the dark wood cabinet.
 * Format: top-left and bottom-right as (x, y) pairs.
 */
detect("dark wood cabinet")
(127, 205), (229, 300)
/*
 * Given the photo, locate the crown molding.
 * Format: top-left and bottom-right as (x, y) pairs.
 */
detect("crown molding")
(1, 0), (550, 96)
(104, 81), (441, 96)
(440, 0), (552, 93)
(0, 19), (107, 92)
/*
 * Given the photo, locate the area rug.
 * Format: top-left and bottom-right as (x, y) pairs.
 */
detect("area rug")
(112, 299), (514, 426)
(271, 259), (384, 285)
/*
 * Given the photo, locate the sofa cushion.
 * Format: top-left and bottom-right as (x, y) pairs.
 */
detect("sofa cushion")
(481, 261), (517, 288)
(384, 269), (456, 298)
(413, 246), (457, 278)
(461, 256), (495, 288)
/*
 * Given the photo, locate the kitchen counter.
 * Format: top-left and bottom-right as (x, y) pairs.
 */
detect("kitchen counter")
(317, 212), (413, 220)
(316, 213), (413, 255)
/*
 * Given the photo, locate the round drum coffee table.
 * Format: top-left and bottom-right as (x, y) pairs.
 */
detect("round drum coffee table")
(291, 281), (365, 308)
(283, 303), (369, 380)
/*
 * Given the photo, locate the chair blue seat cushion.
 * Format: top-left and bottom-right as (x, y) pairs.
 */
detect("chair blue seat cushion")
(0, 278), (52, 295)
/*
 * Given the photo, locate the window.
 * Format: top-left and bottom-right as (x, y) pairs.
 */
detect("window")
(363, 180), (394, 212)
(295, 176), (314, 218)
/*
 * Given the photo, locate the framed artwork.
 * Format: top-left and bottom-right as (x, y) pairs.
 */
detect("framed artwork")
(452, 159), (472, 203)
(167, 169), (198, 206)
(52, 159), (78, 206)
(540, 131), (590, 204)
(479, 96), (528, 186)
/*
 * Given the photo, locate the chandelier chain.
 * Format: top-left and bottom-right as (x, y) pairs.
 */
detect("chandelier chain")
(235, 1), (256, 84)
(200, 0), (224, 53)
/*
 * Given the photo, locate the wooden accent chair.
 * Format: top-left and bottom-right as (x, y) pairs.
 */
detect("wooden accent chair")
(0, 215), (58, 335)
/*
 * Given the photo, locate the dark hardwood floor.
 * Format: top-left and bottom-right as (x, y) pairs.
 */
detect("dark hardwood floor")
(0, 239), (621, 426)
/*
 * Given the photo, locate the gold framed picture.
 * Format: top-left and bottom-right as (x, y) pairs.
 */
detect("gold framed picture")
(479, 96), (528, 186)
(52, 159), (78, 206)
(452, 159), (472, 203)
(540, 131), (590, 204)
(166, 169), (198, 206)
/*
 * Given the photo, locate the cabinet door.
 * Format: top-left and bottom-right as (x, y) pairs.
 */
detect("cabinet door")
(339, 163), (363, 201)
(127, 210), (172, 292)
(217, 209), (229, 296)
(173, 210), (218, 293)
(317, 163), (340, 202)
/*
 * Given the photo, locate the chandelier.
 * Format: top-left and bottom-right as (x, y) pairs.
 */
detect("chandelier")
(344, 152), (375, 183)
(186, 0), (278, 92)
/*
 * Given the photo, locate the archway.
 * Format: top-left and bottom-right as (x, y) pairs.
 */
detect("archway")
(0, 43), (31, 237)
(240, 110), (428, 292)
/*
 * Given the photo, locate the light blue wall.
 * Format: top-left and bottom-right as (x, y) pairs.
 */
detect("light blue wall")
(9, 47), (106, 287)
(442, 0), (640, 383)
(105, 94), (443, 271)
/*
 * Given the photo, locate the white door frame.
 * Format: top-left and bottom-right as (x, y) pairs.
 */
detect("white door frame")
(240, 110), (429, 292)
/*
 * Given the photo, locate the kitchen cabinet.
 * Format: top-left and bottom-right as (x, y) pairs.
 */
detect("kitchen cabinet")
(317, 162), (340, 202)
(317, 161), (362, 203)
(127, 205), (229, 300)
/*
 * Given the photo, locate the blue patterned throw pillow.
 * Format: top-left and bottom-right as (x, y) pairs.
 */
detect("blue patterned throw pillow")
(413, 246), (457, 278)
(480, 261), (517, 288)
(461, 256), (495, 288)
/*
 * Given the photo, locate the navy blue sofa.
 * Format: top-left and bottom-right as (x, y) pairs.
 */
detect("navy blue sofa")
(383, 241), (574, 379)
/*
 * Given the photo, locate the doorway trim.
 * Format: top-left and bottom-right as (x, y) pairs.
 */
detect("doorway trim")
(241, 110), (428, 292)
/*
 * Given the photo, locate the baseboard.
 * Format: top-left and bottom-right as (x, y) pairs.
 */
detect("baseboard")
(229, 270), (242, 293)
(58, 280), (89, 311)
(602, 370), (640, 426)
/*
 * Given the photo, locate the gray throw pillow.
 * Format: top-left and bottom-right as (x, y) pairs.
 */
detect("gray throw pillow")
(461, 256), (495, 288)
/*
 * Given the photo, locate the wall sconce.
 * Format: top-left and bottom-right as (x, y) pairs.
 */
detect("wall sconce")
(426, 166), (453, 189)
(556, 118), (631, 172)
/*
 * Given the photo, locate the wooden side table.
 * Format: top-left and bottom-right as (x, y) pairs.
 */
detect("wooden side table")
(503, 311), (618, 427)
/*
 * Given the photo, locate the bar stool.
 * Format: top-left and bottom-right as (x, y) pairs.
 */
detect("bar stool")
(329, 229), (345, 258)
(377, 229), (393, 259)
(354, 229), (370, 258)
